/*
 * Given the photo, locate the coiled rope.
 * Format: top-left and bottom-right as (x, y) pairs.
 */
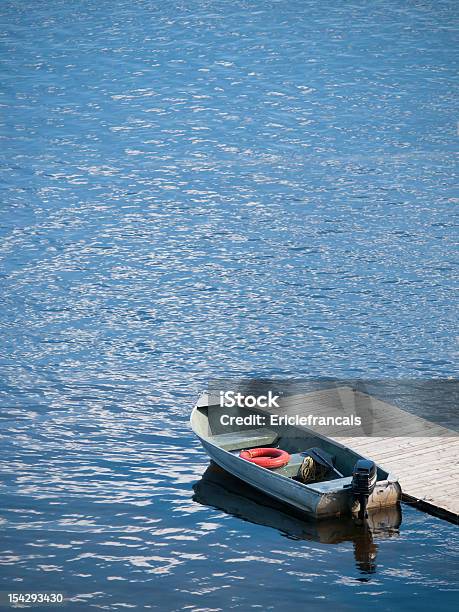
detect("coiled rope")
(298, 455), (329, 484)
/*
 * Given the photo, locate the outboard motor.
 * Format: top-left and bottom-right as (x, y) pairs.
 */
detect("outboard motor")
(352, 459), (377, 520)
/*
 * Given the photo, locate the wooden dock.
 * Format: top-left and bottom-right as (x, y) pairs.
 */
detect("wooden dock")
(261, 386), (459, 524)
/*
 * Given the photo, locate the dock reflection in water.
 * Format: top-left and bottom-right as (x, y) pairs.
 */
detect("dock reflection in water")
(193, 464), (401, 575)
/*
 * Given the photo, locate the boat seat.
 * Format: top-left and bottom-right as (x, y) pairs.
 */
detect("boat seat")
(210, 428), (279, 451)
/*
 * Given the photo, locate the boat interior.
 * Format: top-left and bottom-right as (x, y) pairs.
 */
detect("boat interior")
(193, 402), (390, 483)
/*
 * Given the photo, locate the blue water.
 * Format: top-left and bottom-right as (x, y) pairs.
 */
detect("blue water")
(1, 0), (458, 609)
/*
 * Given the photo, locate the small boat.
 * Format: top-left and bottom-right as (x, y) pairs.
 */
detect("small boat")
(191, 393), (401, 520)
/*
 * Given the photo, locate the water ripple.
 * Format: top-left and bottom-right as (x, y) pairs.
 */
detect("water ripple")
(1, 0), (458, 609)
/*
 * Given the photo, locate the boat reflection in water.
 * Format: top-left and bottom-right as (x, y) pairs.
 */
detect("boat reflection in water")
(193, 463), (402, 575)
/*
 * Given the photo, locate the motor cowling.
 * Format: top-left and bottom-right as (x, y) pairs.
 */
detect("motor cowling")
(352, 459), (377, 519)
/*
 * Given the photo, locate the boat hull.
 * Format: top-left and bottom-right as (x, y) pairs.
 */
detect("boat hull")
(198, 435), (400, 519)
(191, 401), (401, 519)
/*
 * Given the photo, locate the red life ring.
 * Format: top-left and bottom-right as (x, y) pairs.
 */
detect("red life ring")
(239, 447), (291, 469)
